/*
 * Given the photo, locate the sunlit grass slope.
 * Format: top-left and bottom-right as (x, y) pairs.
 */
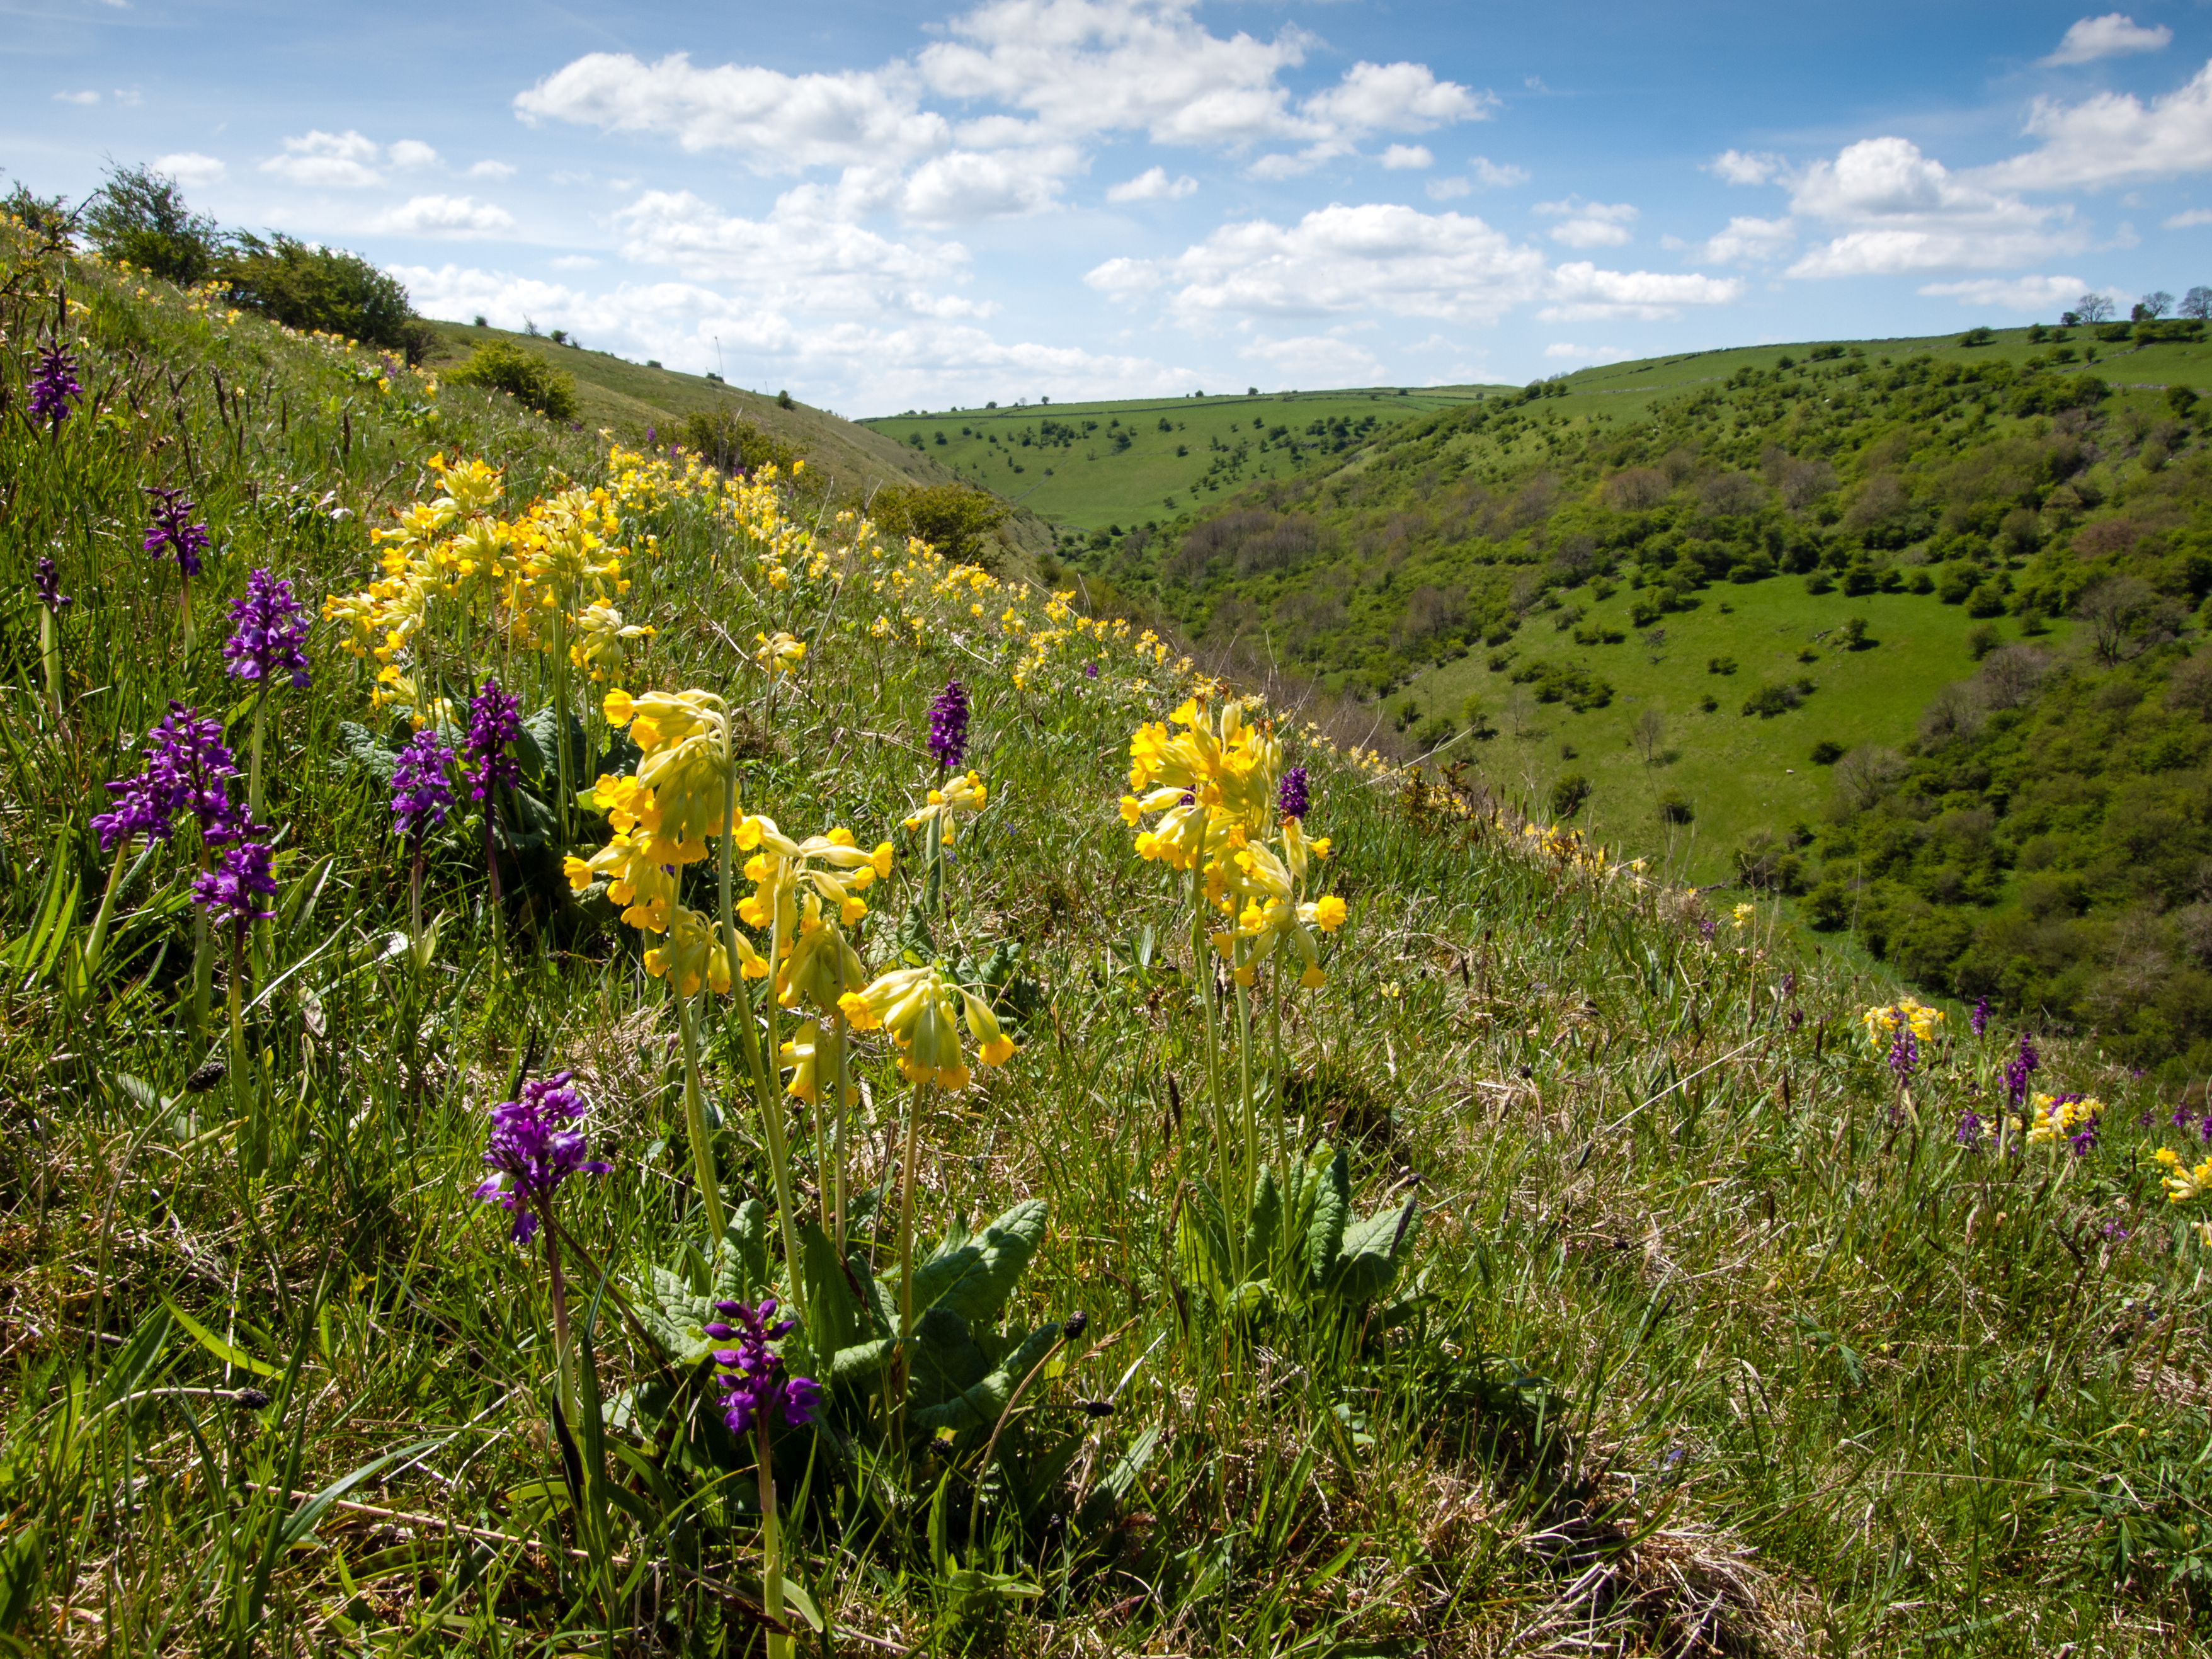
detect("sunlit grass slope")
(6, 227), (2212, 1658)
(859, 386), (1503, 530)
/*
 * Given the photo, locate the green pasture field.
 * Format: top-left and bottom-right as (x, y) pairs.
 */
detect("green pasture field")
(859, 386), (1500, 530)
(1398, 578), (2077, 886)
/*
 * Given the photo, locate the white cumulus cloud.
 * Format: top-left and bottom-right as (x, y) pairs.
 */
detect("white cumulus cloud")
(1107, 166), (1197, 202)
(1544, 342), (1629, 362)
(2167, 207), (2212, 227)
(1786, 135), (2080, 275)
(1099, 202), (1549, 324)
(1541, 263), (1742, 321)
(53, 89), (100, 105)
(1711, 149), (1782, 186)
(1537, 197), (1637, 248)
(2041, 14), (2172, 67)
(387, 139), (442, 169)
(153, 152), (227, 188)
(1916, 275), (2092, 311)
(1980, 58), (2212, 191)
(1699, 215), (1794, 263)
(1239, 333), (1386, 382)
(369, 195), (518, 234)
(263, 130), (385, 188)
(467, 160), (517, 181)
(1381, 144), (1434, 170)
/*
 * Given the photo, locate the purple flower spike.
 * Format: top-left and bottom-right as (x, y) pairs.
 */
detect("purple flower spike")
(473, 1071), (610, 1246)
(1084, 661), (1099, 679)
(143, 488), (211, 579)
(391, 731), (456, 841)
(91, 701), (244, 852)
(193, 840), (277, 943)
(222, 568), (312, 690)
(1970, 996), (1990, 1039)
(926, 680), (969, 771)
(1887, 1019), (1918, 1085)
(707, 1297), (820, 1437)
(464, 677), (523, 804)
(1278, 765), (1309, 822)
(1955, 1110), (1983, 1149)
(2002, 1033), (2039, 1110)
(30, 345), (81, 430)
(34, 556), (71, 615)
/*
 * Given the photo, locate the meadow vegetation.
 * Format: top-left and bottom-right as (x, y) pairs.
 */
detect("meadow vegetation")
(14, 210), (2212, 1659)
(1126, 321), (2212, 1071)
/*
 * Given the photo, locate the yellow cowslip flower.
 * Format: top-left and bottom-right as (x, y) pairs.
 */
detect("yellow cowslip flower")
(838, 964), (1014, 1090)
(606, 688), (735, 849)
(1861, 1000), (1945, 1051)
(1731, 903), (1756, 929)
(871, 614), (894, 639)
(2162, 1150), (2212, 1203)
(902, 770), (988, 845)
(732, 816), (884, 973)
(777, 893), (868, 1013)
(781, 1020), (824, 1103)
(756, 630), (806, 676)
(2025, 1092), (2103, 1146)
(1124, 695), (1280, 852)
(644, 904), (731, 998)
(571, 600), (654, 680)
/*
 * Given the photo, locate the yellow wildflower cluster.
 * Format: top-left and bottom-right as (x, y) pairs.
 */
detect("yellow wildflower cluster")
(1119, 695), (1347, 988)
(2157, 1145), (2212, 1204)
(1862, 1000), (1945, 1050)
(2024, 1092), (2103, 1146)
(841, 964), (1013, 1092)
(324, 456), (649, 722)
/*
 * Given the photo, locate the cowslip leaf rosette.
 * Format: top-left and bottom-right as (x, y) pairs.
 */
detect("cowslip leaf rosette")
(840, 964), (1016, 1092)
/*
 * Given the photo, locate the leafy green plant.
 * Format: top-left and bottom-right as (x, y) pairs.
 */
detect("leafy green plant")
(449, 338), (581, 421)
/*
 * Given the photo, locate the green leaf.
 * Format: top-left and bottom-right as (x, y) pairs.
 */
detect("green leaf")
(1330, 1196), (1420, 1305)
(89, 1302), (174, 1416)
(911, 1321), (1058, 1435)
(1245, 1164), (1282, 1269)
(278, 1437), (445, 1551)
(0, 1519), (43, 1636)
(908, 1199), (1047, 1328)
(713, 1200), (770, 1304)
(159, 1295), (276, 1377)
(334, 721), (401, 785)
(1306, 1148), (1351, 1291)
(799, 1221), (865, 1355)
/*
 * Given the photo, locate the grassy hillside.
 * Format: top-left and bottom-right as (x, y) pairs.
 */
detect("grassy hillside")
(17, 214), (2212, 1656)
(858, 385), (1503, 532)
(414, 321), (1062, 569)
(1079, 320), (2212, 1066)
(1403, 577), (2078, 883)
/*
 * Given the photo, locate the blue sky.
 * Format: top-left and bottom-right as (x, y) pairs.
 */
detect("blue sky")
(9, 2), (2212, 413)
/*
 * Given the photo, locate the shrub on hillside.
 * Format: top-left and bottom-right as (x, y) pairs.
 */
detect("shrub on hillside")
(1549, 772), (1592, 819)
(447, 339), (580, 423)
(83, 163), (222, 285)
(220, 233), (428, 360)
(872, 482), (1012, 568)
(679, 408), (799, 476)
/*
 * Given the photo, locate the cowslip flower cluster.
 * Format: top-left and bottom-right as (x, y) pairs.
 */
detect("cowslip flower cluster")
(222, 568), (312, 689)
(841, 964), (1015, 1092)
(144, 488), (211, 578)
(703, 1298), (821, 1436)
(571, 687), (739, 940)
(1120, 693), (1348, 988)
(30, 345), (81, 430)
(927, 680), (969, 770)
(901, 770), (987, 845)
(391, 731), (456, 841)
(91, 702), (245, 852)
(2025, 1092), (2102, 1155)
(1862, 1000), (1944, 1053)
(2157, 1145), (2212, 1204)
(474, 1072), (610, 1245)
